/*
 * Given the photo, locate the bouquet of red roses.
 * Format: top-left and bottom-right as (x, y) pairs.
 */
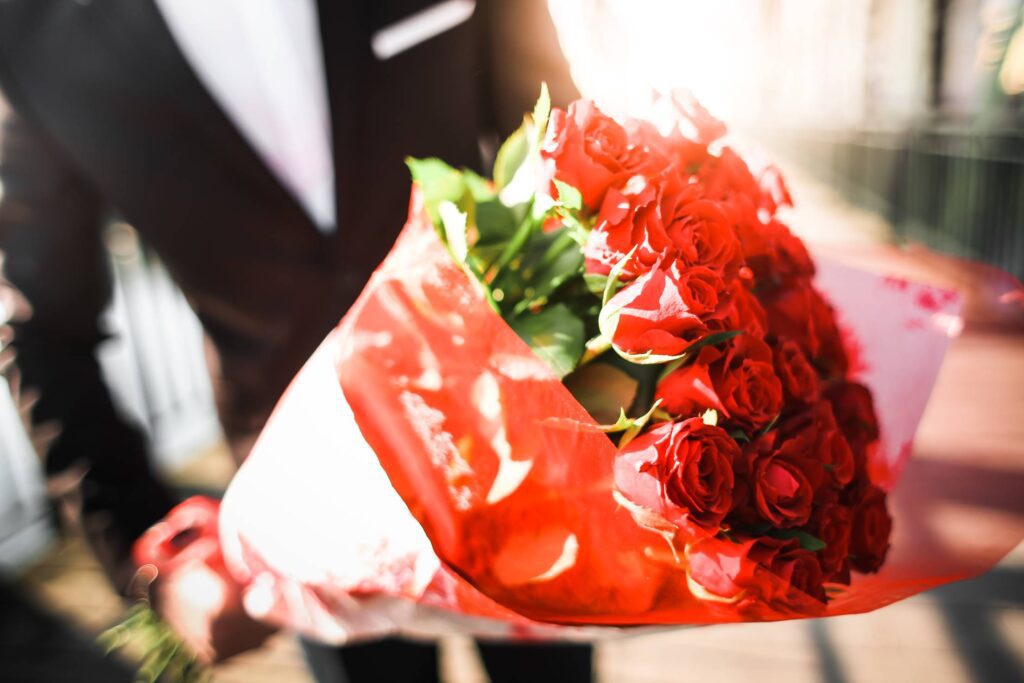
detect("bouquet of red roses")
(199, 87), (1017, 641)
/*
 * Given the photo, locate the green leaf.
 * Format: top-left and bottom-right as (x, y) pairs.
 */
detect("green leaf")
(532, 82), (552, 148)
(509, 303), (585, 378)
(461, 169), (496, 202)
(729, 429), (751, 444)
(99, 603), (208, 683)
(682, 329), (744, 357)
(406, 157), (465, 225)
(774, 529), (827, 552)
(584, 272), (610, 296)
(474, 198), (519, 246)
(655, 330), (744, 382)
(493, 122), (529, 190)
(564, 362), (639, 425)
(509, 229), (584, 316)
(757, 412), (781, 437)
(553, 178), (583, 212)
(484, 203), (537, 281)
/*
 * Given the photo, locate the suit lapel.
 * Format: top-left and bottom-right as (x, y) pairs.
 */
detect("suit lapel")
(100, 0), (318, 235)
(315, 0), (370, 252)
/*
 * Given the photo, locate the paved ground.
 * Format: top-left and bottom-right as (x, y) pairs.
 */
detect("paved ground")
(5, 158), (1024, 682)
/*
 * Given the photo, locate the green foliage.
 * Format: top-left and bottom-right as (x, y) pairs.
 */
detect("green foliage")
(553, 178), (582, 212)
(474, 198), (518, 246)
(493, 123), (529, 190)
(98, 603), (208, 683)
(405, 157), (466, 225)
(532, 82), (552, 147)
(508, 303), (585, 378)
(773, 529), (828, 552)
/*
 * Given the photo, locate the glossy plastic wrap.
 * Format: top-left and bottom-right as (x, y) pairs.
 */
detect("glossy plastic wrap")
(219, 189), (1023, 643)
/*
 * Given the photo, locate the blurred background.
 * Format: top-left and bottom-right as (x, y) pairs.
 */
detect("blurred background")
(2, 1), (1022, 681)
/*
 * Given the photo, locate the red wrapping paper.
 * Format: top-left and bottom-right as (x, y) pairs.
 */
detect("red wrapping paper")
(219, 188), (1023, 641)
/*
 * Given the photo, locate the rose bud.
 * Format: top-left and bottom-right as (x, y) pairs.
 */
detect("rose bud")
(603, 265), (709, 359)
(773, 339), (820, 405)
(849, 484), (892, 573)
(630, 419), (739, 531)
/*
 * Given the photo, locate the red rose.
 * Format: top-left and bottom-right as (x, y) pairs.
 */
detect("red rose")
(668, 90), (728, 146)
(685, 535), (827, 612)
(708, 280), (768, 340)
(777, 402), (854, 490)
(585, 177), (670, 280)
(825, 381), (879, 457)
(655, 335), (781, 432)
(849, 484), (892, 573)
(630, 419), (739, 531)
(822, 430), (856, 489)
(673, 265), (726, 317)
(812, 502), (853, 579)
(750, 537), (828, 605)
(773, 339), (820, 405)
(658, 176), (742, 277)
(757, 164), (793, 215)
(749, 436), (816, 529)
(542, 100), (655, 211)
(763, 284), (848, 377)
(714, 337), (783, 433)
(700, 147), (762, 207)
(654, 347), (727, 417)
(604, 265), (709, 358)
(586, 172), (744, 282)
(764, 220), (815, 284)
(631, 117), (709, 171)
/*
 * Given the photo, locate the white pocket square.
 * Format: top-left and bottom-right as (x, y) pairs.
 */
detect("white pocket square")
(371, 0), (477, 60)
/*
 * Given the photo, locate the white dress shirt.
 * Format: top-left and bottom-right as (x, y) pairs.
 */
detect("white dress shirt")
(154, 0), (337, 233)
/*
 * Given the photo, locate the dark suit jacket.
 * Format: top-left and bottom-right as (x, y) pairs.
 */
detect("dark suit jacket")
(0, 0), (576, 591)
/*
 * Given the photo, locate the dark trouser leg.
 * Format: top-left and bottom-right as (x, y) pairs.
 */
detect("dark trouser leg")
(301, 637), (440, 683)
(477, 641), (594, 683)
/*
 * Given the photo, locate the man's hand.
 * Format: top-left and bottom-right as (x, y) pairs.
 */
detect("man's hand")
(149, 558), (277, 665)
